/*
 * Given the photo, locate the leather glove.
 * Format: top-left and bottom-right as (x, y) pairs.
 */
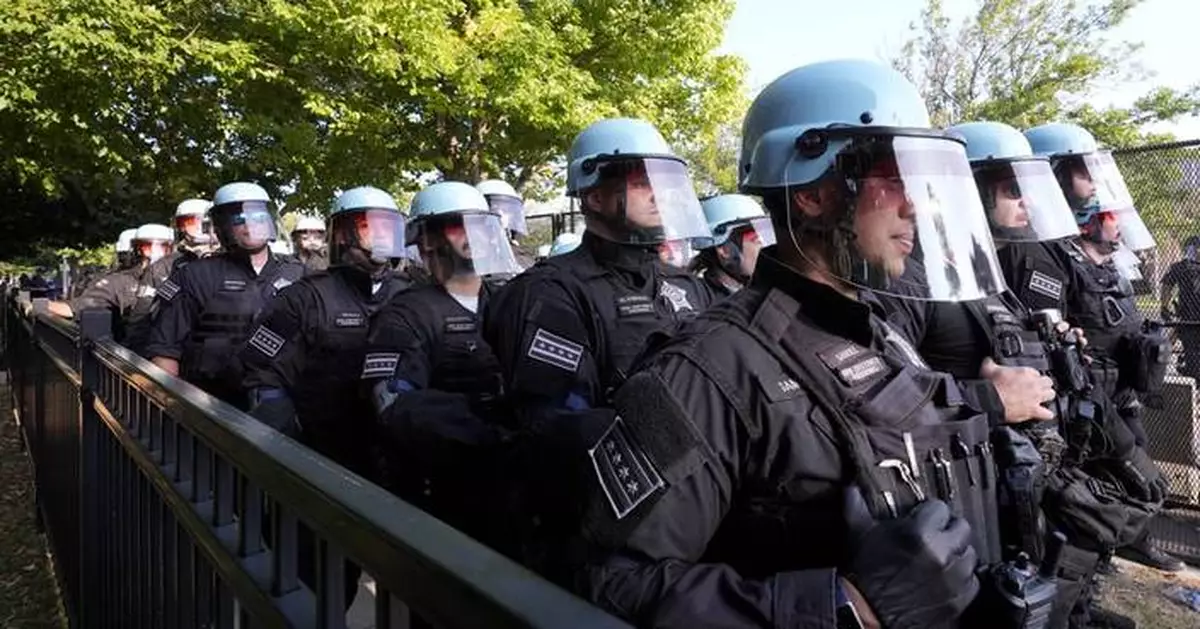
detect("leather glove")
(842, 487), (979, 629)
(1114, 447), (1166, 504)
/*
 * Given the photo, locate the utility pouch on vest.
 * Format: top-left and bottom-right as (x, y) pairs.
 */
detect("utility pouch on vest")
(992, 427), (1048, 563)
(1122, 324), (1170, 394)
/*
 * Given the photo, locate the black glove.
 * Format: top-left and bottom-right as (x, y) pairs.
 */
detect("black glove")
(250, 396), (299, 437)
(842, 487), (979, 629)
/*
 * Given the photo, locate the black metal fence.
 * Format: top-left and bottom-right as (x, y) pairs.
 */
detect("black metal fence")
(1112, 140), (1200, 561)
(2, 295), (628, 629)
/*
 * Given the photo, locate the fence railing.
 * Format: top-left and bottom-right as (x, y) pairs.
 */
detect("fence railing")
(2, 294), (629, 629)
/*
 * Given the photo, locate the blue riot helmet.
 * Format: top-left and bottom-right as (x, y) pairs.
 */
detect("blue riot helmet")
(693, 194), (776, 283)
(740, 59), (1005, 301)
(209, 182), (278, 253)
(947, 121), (1078, 244)
(409, 181), (523, 279)
(1024, 122), (1154, 253)
(549, 232), (583, 257)
(330, 186), (406, 278)
(476, 179), (527, 237)
(567, 118), (709, 246)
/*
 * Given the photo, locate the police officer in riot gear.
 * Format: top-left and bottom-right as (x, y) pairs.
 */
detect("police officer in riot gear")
(50, 224), (175, 355)
(241, 186), (407, 459)
(477, 179), (534, 269)
(290, 215), (329, 272)
(116, 229), (137, 270)
(1017, 123), (1180, 573)
(71, 229), (137, 299)
(884, 120), (1147, 628)
(148, 198), (218, 289)
(146, 182), (305, 408)
(691, 194), (777, 297)
(361, 181), (520, 543)
(482, 118), (714, 428)
(573, 60), (1025, 629)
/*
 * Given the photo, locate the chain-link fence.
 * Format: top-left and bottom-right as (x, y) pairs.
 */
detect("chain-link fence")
(1112, 139), (1200, 562)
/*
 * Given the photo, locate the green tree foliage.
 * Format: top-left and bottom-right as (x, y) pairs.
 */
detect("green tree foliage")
(892, 0), (1200, 239)
(0, 0), (745, 258)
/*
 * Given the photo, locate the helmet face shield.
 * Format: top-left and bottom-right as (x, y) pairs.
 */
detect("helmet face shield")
(786, 132), (1006, 301)
(214, 201), (277, 251)
(1115, 210), (1156, 252)
(657, 239), (696, 268)
(1055, 151), (1136, 214)
(175, 213), (215, 245)
(579, 158), (709, 245)
(486, 195), (527, 236)
(331, 209), (406, 263)
(136, 240), (172, 264)
(974, 160), (1079, 243)
(460, 213), (523, 276)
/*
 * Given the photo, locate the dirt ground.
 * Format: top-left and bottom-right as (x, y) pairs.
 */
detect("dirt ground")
(0, 376), (67, 629)
(1097, 558), (1200, 628)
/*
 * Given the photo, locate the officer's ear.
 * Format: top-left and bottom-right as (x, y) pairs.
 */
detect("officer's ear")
(715, 242), (735, 263)
(790, 185), (827, 219)
(582, 187), (605, 214)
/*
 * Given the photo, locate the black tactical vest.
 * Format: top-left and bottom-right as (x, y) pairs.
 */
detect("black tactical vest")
(539, 245), (712, 397)
(698, 288), (1004, 569)
(181, 256), (304, 394)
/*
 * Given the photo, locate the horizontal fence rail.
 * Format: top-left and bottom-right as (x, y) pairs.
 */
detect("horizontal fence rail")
(2, 294), (629, 629)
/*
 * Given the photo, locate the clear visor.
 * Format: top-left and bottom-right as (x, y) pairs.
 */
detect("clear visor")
(1115, 210), (1156, 252)
(657, 239), (696, 269)
(579, 158), (709, 245)
(1057, 151), (1136, 213)
(455, 213), (524, 276)
(332, 209), (406, 262)
(136, 240), (172, 264)
(175, 214), (215, 245)
(976, 160), (1079, 243)
(1112, 247), (1144, 282)
(217, 202), (278, 250)
(742, 217), (778, 248)
(787, 134), (1007, 302)
(487, 195), (527, 236)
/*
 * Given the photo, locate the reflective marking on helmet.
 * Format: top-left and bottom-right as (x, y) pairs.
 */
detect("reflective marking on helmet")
(588, 416), (665, 519)
(527, 327), (583, 372)
(158, 279), (180, 301)
(361, 352), (400, 379)
(248, 325), (286, 358)
(1028, 271), (1063, 300)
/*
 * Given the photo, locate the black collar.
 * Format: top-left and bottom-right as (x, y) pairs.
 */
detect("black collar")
(750, 247), (881, 348)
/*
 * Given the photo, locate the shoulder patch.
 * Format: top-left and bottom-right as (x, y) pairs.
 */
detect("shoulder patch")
(589, 416), (665, 520)
(527, 327), (584, 372)
(158, 279), (180, 301)
(247, 325), (286, 358)
(273, 277), (293, 291)
(1028, 270), (1063, 300)
(361, 352), (400, 379)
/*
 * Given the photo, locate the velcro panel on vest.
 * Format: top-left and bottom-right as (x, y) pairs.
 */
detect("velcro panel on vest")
(582, 370), (710, 548)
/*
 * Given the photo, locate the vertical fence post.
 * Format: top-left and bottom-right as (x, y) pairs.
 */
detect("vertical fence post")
(77, 310), (112, 629)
